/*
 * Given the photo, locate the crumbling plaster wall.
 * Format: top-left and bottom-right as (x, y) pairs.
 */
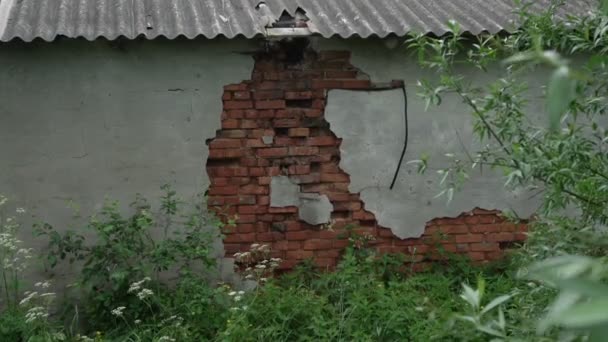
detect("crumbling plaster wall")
(315, 38), (545, 239)
(0, 38), (256, 281)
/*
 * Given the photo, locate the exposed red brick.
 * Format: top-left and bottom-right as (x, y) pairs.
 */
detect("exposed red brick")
(274, 118), (301, 127)
(209, 138), (242, 149)
(240, 184), (268, 195)
(320, 173), (349, 183)
(308, 136), (337, 146)
(253, 90), (284, 100)
(303, 239), (333, 250)
(288, 165), (311, 175)
(470, 224), (504, 233)
(286, 250), (314, 260)
(240, 119), (258, 129)
(257, 147), (288, 158)
(486, 232), (516, 242)
(288, 128), (310, 137)
(341, 80), (371, 89)
(286, 231), (311, 241)
(269, 207), (298, 214)
(224, 100), (253, 110)
(256, 100), (286, 109)
(208, 149), (243, 159)
(314, 258), (336, 268)
(209, 186), (238, 196)
(454, 234), (484, 243)
(224, 83), (248, 91)
(233, 91), (251, 100)
(289, 146), (319, 156)
(221, 119), (240, 129)
(312, 80), (342, 89)
(470, 243), (500, 252)
(211, 49), (527, 271)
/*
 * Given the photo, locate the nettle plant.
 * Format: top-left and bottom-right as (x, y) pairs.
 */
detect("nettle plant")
(35, 185), (233, 328)
(408, 1), (608, 339)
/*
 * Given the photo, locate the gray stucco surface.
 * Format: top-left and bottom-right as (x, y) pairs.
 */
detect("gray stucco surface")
(270, 176), (333, 225)
(0, 38), (256, 282)
(321, 38), (542, 239)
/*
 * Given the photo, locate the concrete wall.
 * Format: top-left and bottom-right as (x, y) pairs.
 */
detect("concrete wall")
(0, 37), (256, 281)
(0, 36), (545, 278)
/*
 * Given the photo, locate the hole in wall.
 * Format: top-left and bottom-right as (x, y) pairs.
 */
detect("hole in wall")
(286, 99), (313, 108)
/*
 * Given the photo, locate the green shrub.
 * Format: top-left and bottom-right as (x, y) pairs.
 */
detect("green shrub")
(34, 185), (232, 334)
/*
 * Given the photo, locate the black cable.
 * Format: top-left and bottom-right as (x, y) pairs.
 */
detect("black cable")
(390, 85), (408, 190)
(340, 81), (408, 190)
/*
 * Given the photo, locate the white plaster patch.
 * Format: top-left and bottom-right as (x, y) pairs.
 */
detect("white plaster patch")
(299, 193), (332, 225)
(269, 176), (334, 225)
(270, 176), (300, 207)
(325, 88), (540, 239)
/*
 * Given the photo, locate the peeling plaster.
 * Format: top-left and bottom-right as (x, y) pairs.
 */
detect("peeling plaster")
(325, 88), (540, 239)
(270, 176), (334, 225)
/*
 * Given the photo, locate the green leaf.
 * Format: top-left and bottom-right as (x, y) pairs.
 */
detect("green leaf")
(503, 51), (538, 65)
(601, 0), (608, 15)
(552, 297), (608, 328)
(547, 66), (576, 132)
(481, 294), (512, 315)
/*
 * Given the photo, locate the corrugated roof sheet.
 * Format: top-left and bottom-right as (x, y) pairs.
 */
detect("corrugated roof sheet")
(0, 0), (597, 42)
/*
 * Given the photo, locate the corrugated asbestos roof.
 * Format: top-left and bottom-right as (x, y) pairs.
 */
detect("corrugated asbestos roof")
(0, 0), (597, 42)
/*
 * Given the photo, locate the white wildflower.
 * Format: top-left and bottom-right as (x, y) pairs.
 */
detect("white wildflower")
(237, 291), (244, 295)
(136, 288), (153, 300)
(228, 291), (237, 296)
(234, 295), (242, 302)
(255, 264), (266, 269)
(34, 281), (51, 289)
(158, 336), (176, 342)
(128, 277), (151, 293)
(111, 306), (126, 317)
(134, 319), (141, 324)
(25, 306), (48, 323)
(16, 208), (25, 214)
(19, 291), (38, 306)
(260, 277), (268, 282)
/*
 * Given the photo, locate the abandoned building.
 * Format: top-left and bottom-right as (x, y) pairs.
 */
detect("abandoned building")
(0, 0), (594, 276)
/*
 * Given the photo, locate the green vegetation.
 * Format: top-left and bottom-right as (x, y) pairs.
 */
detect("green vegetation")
(2, 1), (608, 341)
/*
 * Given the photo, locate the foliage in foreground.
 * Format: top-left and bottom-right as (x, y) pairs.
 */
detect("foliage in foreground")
(408, 1), (608, 340)
(0, 190), (558, 342)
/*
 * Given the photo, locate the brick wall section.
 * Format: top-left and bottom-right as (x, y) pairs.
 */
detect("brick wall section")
(207, 48), (528, 270)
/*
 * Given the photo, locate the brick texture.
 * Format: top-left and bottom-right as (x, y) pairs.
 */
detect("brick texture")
(209, 48), (528, 270)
